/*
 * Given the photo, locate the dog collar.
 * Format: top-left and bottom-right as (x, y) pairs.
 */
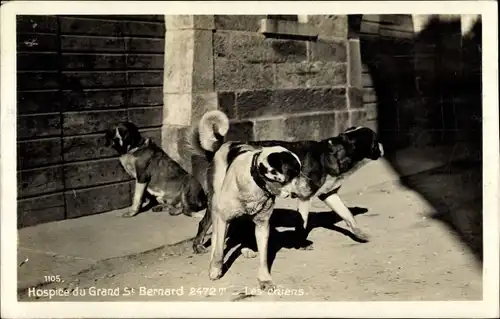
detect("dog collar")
(127, 138), (150, 154)
(250, 152), (274, 196)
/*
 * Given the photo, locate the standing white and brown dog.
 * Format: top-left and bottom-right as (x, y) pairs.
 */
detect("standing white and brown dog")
(190, 110), (301, 291)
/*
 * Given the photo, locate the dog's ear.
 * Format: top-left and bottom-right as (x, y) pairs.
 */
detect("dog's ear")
(322, 153), (340, 176)
(284, 153), (301, 181)
(258, 162), (270, 177)
(322, 141), (351, 175)
(123, 122), (142, 148)
(267, 151), (301, 183)
(339, 132), (356, 154)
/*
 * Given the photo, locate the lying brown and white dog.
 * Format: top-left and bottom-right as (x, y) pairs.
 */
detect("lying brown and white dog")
(105, 122), (207, 218)
(189, 111), (301, 290)
(192, 111), (384, 253)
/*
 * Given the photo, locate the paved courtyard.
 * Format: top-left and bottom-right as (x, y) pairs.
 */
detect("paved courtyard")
(17, 152), (482, 302)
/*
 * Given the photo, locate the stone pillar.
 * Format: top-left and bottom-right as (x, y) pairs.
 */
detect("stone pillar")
(162, 15), (215, 172)
(347, 30), (366, 129)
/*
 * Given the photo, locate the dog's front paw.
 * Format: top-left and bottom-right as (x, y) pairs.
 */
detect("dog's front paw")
(122, 209), (139, 218)
(241, 248), (257, 259)
(193, 243), (208, 254)
(168, 206), (184, 216)
(351, 227), (370, 242)
(258, 280), (276, 292)
(209, 266), (223, 280)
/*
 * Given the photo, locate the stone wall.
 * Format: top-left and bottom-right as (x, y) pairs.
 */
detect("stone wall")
(162, 13), (482, 168)
(163, 15), (369, 171)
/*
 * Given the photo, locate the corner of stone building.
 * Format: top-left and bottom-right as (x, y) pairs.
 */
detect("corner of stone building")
(162, 15), (216, 173)
(346, 33), (369, 129)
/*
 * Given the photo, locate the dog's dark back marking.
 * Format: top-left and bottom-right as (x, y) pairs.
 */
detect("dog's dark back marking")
(226, 142), (249, 168)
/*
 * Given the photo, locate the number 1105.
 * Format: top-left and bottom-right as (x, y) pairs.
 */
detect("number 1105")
(44, 275), (62, 283)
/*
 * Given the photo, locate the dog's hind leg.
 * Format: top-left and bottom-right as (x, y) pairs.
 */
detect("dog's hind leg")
(143, 191), (158, 208)
(209, 213), (227, 280)
(182, 179), (208, 217)
(322, 193), (370, 242)
(122, 182), (148, 217)
(193, 209), (212, 254)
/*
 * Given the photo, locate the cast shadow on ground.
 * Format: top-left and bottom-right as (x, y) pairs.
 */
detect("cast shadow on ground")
(352, 15), (483, 263)
(216, 207), (369, 277)
(400, 160), (482, 261)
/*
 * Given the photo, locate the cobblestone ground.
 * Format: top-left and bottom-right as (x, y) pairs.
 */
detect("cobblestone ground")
(19, 165), (482, 302)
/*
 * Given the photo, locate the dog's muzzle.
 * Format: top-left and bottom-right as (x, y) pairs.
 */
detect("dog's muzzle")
(378, 143), (384, 157)
(277, 179), (297, 199)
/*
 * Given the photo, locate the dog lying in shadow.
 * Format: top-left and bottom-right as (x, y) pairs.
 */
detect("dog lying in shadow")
(203, 206), (368, 277)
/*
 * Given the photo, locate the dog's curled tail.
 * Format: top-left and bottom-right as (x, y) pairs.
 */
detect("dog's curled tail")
(187, 110), (230, 158)
(198, 110), (230, 152)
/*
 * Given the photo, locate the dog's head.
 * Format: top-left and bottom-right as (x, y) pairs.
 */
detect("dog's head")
(105, 122), (143, 155)
(338, 126), (384, 161)
(255, 146), (302, 197)
(322, 126), (384, 175)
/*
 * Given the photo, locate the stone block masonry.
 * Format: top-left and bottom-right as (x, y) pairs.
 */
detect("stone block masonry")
(211, 15), (369, 146)
(163, 15), (373, 170)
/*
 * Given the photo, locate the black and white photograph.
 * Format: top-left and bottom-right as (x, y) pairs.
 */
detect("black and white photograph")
(1, 1), (498, 318)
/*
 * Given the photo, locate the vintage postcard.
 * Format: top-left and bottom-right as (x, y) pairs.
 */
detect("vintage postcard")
(1, 1), (498, 318)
